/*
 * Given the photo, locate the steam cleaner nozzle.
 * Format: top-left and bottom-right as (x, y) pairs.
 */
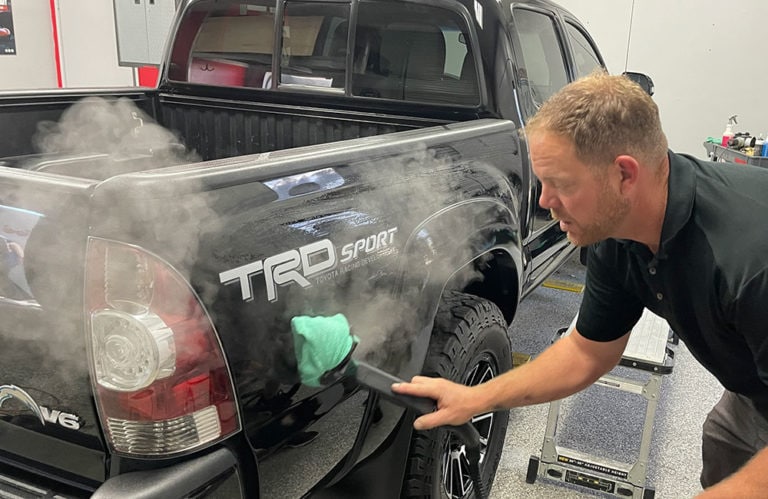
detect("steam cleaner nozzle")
(290, 313), (485, 499)
(290, 313), (434, 413)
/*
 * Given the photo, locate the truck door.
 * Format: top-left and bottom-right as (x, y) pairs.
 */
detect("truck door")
(508, 6), (573, 283)
(561, 19), (604, 80)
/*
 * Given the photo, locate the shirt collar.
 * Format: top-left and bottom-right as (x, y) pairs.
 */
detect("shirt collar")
(613, 151), (695, 260)
(656, 151), (696, 259)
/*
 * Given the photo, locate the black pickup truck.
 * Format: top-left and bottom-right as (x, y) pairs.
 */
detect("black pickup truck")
(0, 0), (608, 497)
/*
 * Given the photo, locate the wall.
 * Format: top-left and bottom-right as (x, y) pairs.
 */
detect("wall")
(57, 0), (134, 88)
(0, 1), (58, 90)
(0, 0), (163, 91)
(557, 0), (768, 157)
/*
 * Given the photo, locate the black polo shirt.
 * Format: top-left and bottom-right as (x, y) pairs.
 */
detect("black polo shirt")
(576, 151), (768, 412)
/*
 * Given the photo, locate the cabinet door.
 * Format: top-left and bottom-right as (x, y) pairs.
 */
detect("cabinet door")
(145, 0), (175, 64)
(114, 0), (150, 65)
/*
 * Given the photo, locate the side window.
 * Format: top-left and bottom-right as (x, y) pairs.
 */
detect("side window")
(566, 22), (602, 78)
(351, 1), (479, 105)
(512, 8), (569, 108)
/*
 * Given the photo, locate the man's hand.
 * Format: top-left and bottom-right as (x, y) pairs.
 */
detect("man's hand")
(392, 376), (481, 430)
(394, 328), (629, 431)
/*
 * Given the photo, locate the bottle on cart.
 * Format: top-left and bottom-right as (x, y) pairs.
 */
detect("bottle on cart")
(722, 115), (737, 147)
(763, 133), (768, 157)
(756, 135), (765, 157)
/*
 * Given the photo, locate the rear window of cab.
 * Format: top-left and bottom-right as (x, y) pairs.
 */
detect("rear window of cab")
(167, 0), (480, 106)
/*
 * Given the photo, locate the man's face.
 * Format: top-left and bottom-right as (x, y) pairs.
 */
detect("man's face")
(530, 132), (629, 246)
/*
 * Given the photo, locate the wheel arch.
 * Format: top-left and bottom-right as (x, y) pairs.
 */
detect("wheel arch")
(393, 198), (523, 376)
(448, 248), (521, 325)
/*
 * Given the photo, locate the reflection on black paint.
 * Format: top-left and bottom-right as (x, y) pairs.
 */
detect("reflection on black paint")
(247, 380), (358, 457)
(0, 204), (42, 302)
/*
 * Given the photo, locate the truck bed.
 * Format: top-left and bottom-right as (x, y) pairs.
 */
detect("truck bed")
(156, 92), (450, 161)
(0, 88), (461, 180)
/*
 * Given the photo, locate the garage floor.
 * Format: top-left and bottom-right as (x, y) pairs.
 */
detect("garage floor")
(490, 253), (723, 498)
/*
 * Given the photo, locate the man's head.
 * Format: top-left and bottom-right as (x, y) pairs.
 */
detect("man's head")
(527, 71), (669, 247)
(527, 70), (667, 167)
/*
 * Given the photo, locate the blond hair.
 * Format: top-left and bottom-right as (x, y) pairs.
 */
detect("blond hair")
(526, 70), (668, 168)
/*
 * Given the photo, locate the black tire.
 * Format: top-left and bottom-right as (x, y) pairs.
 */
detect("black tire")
(642, 488), (656, 499)
(402, 291), (512, 498)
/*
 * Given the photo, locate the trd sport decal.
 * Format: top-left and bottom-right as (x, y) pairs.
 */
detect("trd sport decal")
(220, 228), (398, 303)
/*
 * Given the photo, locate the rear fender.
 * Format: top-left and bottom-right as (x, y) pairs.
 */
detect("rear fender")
(395, 197), (523, 377)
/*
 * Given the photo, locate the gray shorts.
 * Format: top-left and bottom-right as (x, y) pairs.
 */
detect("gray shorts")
(701, 390), (768, 488)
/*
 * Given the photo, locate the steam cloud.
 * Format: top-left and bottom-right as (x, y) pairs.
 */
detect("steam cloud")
(1, 96), (203, 380)
(33, 96), (199, 167)
(275, 144), (494, 374)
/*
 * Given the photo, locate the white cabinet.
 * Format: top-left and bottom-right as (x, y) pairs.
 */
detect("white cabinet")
(113, 0), (176, 66)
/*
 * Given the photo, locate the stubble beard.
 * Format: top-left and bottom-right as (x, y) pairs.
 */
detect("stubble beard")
(555, 186), (630, 247)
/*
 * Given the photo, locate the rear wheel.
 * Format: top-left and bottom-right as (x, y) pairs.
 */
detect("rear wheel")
(402, 291), (512, 498)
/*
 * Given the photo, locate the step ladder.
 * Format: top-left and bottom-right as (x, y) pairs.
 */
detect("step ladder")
(526, 308), (675, 499)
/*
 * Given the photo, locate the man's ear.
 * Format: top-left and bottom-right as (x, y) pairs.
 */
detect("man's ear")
(615, 155), (640, 194)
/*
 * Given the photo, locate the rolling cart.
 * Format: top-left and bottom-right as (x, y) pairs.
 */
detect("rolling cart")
(703, 142), (768, 168)
(526, 308), (675, 499)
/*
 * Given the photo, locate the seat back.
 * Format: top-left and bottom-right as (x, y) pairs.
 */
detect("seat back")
(401, 24), (447, 102)
(352, 22), (480, 105)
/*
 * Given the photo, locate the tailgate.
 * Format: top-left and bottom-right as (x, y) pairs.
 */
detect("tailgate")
(0, 168), (106, 490)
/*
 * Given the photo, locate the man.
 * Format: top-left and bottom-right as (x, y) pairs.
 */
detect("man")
(392, 71), (768, 497)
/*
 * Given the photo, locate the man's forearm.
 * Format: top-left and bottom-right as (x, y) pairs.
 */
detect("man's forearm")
(391, 328), (630, 430)
(698, 446), (768, 498)
(474, 330), (628, 412)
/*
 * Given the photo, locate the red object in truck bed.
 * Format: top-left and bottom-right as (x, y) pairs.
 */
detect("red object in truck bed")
(188, 57), (248, 87)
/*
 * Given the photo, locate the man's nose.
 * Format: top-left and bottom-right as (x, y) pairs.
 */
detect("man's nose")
(539, 184), (559, 209)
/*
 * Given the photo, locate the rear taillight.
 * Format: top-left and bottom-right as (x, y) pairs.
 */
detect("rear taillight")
(85, 238), (240, 457)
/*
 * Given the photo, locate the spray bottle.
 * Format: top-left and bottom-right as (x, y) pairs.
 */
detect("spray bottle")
(721, 115), (737, 147)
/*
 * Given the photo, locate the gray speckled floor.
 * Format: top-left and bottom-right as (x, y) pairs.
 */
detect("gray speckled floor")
(490, 254), (722, 499)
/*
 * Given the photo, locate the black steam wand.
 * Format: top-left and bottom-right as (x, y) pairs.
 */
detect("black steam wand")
(352, 362), (487, 499)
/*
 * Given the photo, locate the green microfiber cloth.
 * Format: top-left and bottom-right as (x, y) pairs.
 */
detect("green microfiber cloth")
(291, 314), (359, 387)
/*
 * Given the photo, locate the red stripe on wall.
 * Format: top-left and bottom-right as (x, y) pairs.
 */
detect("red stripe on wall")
(48, 0), (63, 87)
